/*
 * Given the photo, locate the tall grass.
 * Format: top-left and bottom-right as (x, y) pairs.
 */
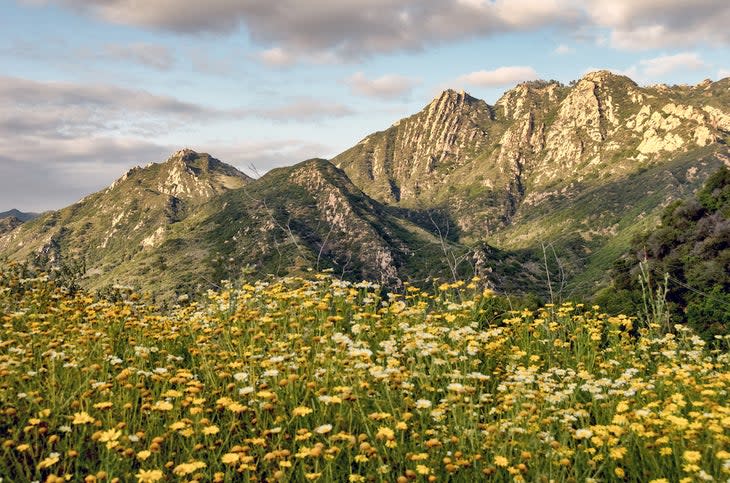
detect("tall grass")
(1, 267), (729, 482)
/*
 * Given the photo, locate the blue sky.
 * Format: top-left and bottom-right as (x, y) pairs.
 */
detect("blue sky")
(1, 0), (729, 211)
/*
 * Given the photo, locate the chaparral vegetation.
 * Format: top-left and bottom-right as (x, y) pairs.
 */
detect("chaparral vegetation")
(1, 266), (729, 482)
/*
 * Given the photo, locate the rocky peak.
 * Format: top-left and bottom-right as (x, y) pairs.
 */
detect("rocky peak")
(428, 89), (493, 122)
(543, 71), (638, 150)
(495, 80), (563, 120)
(429, 89), (480, 111)
(695, 78), (713, 89)
(164, 149), (250, 180)
(169, 148), (198, 162)
(580, 70), (630, 84)
(333, 86), (496, 204)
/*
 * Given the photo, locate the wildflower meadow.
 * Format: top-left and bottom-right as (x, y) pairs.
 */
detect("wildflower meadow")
(1, 266), (729, 482)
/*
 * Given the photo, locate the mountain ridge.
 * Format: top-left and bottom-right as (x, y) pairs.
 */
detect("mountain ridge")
(1, 71), (728, 299)
(0, 209), (39, 222)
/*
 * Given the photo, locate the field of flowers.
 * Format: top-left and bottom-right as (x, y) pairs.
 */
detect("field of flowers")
(1, 267), (729, 482)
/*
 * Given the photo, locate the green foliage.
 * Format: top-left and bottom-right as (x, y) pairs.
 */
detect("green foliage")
(698, 166), (730, 214)
(602, 167), (730, 339)
(686, 286), (730, 339)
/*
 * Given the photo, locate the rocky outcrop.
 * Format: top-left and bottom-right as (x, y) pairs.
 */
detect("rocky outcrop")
(336, 70), (730, 248)
(334, 89), (495, 204)
(289, 161), (403, 284)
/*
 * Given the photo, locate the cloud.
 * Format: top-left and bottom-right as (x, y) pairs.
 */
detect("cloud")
(586, 0), (730, 50)
(28, 0), (583, 61)
(637, 52), (706, 77)
(0, 76), (225, 142)
(618, 52), (707, 82)
(0, 76), (201, 210)
(554, 44), (574, 55)
(718, 69), (730, 79)
(255, 47), (337, 67)
(0, 139), (171, 212)
(29, 0), (730, 60)
(456, 66), (538, 87)
(258, 47), (295, 67)
(0, 77), (349, 210)
(345, 72), (419, 100)
(103, 42), (175, 70)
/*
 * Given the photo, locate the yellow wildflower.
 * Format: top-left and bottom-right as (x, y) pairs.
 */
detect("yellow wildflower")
(292, 406), (313, 417)
(494, 456), (509, 467)
(221, 453), (240, 465)
(683, 450), (702, 463)
(376, 426), (395, 440)
(173, 460), (206, 476)
(151, 401), (173, 411)
(136, 469), (164, 482)
(136, 450), (151, 461)
(37, 452), (60, 469)
(610, 447), (627, 460)
(72, 411), (95, 425)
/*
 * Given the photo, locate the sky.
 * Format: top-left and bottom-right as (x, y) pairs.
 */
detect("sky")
(1, 0), (729, 212)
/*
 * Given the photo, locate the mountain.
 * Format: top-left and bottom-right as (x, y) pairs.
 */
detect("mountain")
(334, 71), (730, 295)
(0, 209), (39, 235)
(1, 72), (728, 300)
(0, 149), (250, 286)
(64, 158), (539, 297)
(0, 152), (539, 297)
(0, 209), (38, 222)
(334, 89), (497, 204)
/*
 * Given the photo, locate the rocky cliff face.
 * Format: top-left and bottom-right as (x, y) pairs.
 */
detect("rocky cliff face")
(336, 72), (730, 235)
(334, 89), (496, 204)
(334, 71), (730, 294)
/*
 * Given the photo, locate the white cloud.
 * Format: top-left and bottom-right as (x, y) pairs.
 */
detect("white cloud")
(638, 52), (706, 78)
(587, 0), (730, 51)
(554, 44), (574, 55)
(24, 0), (730, 59)
(718, 69), (730, 79)
(456, 66), (538, 87)
(0, 76), (214, 210)
(258, 47), (295, 67)
(0, 76), (225, 140)
(0, 76), (351, 209)
(0, 139), (171, 211)
(345, 72), (419, 100)
(29, 0), (581, 61)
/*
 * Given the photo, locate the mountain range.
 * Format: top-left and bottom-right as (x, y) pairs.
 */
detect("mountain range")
(1, 71), (728, 300)
(0, 209), (38, 237)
